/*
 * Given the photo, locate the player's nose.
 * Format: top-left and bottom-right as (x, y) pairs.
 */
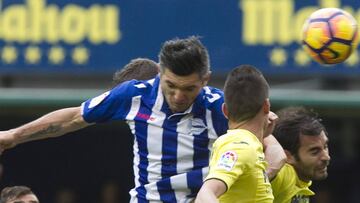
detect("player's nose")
(321, 150), (331, 162)
(173, 90), (186, 102)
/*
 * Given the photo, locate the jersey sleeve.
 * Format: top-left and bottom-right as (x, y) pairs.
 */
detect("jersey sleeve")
(81, 80), (139, 123)
(271, 164), (296, 199)
(270, 166), (287, 198)
(205, 140), (255, 190)
(207, 87), (228, 136)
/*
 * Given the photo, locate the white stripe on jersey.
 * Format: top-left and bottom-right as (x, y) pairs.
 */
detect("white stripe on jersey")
(126, 95), (142, 137)
(147, 78), (155, 86)
(126, 95), (142, 120)
(176, 115), (195, 173)
(203, 109), (217, 181)
(145, 84), (166, 201)
(134, 83), (147, 88)
(173, 115), (195, 202)
(170, 173), (192, 203)
(126, 95), (142, 197)
(202, 166), (209, 182)
(206, 109), (218, 151)
(132, 136), (141, 191)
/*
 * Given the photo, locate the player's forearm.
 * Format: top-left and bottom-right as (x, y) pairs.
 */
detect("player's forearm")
(195, 179), (226, 203)
(12, 107), (89, 145)
(195, 189), (219, 203)
(263, 135), (286, 180)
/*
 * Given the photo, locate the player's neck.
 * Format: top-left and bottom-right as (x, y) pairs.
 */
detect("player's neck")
(228, 115), (265, 140)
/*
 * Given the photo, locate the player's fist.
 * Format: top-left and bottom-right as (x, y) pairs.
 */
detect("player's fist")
(0, 130), (18, 154)
(264, 111), (278, 137)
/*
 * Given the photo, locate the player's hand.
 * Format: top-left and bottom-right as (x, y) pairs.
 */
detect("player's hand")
(0, 130), (18, 154)
(264, 111), (278, 137)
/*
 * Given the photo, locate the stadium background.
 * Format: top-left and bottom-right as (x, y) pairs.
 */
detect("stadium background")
(0, 0), (359, 202)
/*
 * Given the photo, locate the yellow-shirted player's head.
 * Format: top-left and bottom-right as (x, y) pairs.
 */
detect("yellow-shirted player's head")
(0, 186), (39, 203)
(223, 65), (270, 124)
(112, 58), (159, 87)
(273, 107), (330, 182)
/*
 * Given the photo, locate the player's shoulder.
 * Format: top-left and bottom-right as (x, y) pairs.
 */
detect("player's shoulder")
(272, 163), (297, 184)
(214, 132), (258, 163)
(280, 164), (297, 177)
(112, 77), (156, 96)
(214, 131), (252, 149)
(203, 85), (223, 97)
(201, 86), (224, 109)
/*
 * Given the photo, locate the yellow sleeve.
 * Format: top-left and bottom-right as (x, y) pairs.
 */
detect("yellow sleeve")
(271, 164), (295, 200)
(271, 165), (287, 197)
(206, 141), (255, 190)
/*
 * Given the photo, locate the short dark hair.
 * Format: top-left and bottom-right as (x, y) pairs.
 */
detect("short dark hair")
(0, 186), (36, 203)
(112, 58), (158, 86)
(273, 106), (326, 157)
(159, 36), (210, 78)
(224, 65), (269, 122)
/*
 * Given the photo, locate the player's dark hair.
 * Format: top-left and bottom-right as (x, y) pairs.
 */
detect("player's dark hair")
(112, 58), (159, 87)
(273, 106), (326, 158)
(159, 36), (210, 78)
(0, 186), (36, 203)
(224, 65), (269, 123)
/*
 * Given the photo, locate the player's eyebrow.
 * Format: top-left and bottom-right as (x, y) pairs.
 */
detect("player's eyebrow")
(166, 80), (197, 89)
(308, 146), (320, 152)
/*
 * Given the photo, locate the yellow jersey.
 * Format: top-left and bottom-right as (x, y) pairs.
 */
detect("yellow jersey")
(271, 163), (315, 203)
(205, 129), (273, 203)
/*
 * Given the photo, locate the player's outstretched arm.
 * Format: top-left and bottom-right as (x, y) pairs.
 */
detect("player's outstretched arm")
(195, 179), (226, 203)
(263, 135), (286, 180)
(263, 111), (286, 180)
(0, 106), (90, 152)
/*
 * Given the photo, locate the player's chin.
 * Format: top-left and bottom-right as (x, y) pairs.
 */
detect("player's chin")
(171, 104), (189, 112)
(314, 169), (329, 180)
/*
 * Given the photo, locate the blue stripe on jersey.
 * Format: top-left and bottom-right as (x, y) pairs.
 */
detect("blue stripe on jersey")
(188, 116), (209, 195)
(210, 94), (228, 136)
(134, 99), (153, 202)
(187, 168), (204, 197)
(193, 117), (210, 168)
(157, 106), (182, 202)
(160, 117), (180, 177)
(156, 178), (175, 203)
(137, 197), (149, 203)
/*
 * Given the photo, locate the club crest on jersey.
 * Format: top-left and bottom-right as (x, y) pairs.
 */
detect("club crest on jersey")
(291, 195), (310, 203)
(217, 151), (237, 171)
(88, 91), (110, 108)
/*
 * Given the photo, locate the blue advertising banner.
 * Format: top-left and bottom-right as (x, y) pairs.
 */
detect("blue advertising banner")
(0, 0), (359, 75)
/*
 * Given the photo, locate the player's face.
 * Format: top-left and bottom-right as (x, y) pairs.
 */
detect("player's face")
(8, 194), (39, 203)
(292, 131), (330, 182)
(160, 68), (208, 113)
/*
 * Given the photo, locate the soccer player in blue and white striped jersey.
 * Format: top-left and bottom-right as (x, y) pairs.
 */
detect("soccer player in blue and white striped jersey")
(0, 36), (285, 203)
(83, 36), (228, 202)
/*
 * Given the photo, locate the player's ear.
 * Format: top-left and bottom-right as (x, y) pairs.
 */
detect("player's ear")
(222, 103), (229, 119)
(156, 63), (160, 73)
(202, 71), (211, 86)
(285, 150), (296, 164)
(263, 98), (270, 114)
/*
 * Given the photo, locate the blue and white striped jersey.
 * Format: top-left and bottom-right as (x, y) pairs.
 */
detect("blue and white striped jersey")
(81, 76), (228, 203)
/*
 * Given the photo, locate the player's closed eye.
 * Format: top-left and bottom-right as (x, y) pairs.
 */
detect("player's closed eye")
(309, 149), (320, 156)
(166, 82), (176, 89)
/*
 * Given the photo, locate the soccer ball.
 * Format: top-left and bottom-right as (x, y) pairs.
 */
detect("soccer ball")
(302, 8), (359, 64)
